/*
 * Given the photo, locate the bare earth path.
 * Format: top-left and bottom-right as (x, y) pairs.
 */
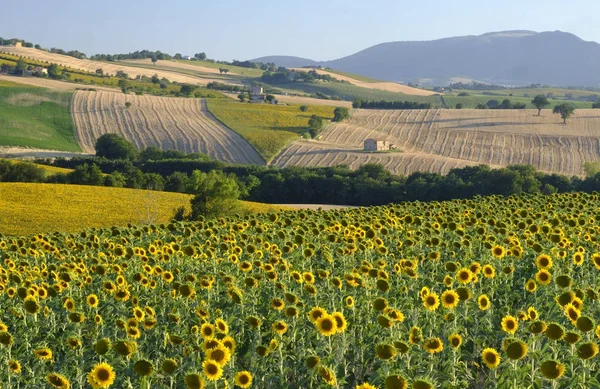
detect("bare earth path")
(71, 91), (264, 165)
(272, 109), (600, 176)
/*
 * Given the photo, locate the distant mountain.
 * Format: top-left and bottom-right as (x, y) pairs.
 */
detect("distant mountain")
(252, 31), (600, 87)
(252, 56), (320, 68)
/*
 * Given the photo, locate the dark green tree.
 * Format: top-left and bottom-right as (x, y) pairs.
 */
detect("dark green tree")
(553, 103), (576, 124)
(333, 107), (349, 122)
(15, 58), (27, 75)
(188, 170), (241, 219)
(299, 105), (309, 112)
(180, 84), (195, 96)
(266, 94), (275, 103)
(532, 95), (550, 116)
(95, 134), (138, 160)
(47, 64), (62, 79)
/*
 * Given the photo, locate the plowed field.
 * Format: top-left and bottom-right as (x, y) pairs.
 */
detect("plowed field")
(71, 91), (264, 164)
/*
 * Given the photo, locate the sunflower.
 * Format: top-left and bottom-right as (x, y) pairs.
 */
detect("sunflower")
(235, 371), (253, 388)
(87, 362), (116, 389)
(308, 307), (327, 323)
(573, 252), (584, 266)
(203, 359), (223, 381)
(441, 290), (459, 309)
(200, 323), (215, 339)
(564, 303), (581, 325)
(527, 307), (538, 321)
(356, 384), (377, 389)
(46, 373), (71, 389)
(592, 253), (600, 270)
(501, 316), (518, 334)
(422, 292), (440, 311)
(385, 374), (408, 389)
(315, 315), (337, 336)
(449, 333), (462, 349)
(576, 316), (595, 332)
(491, 245), (505, 258)
(525, 279), (537, 293)
(215, 319), (229, 334)
(477, 294), (491, 311)
(412, 378), (434, 389)
(332, 312), (348, 333)
(63, 298), (75, 312)
(272, 320), (288, 335)
(506, 340), (528, 360)
(184, 373), (205, 389)
(536, 254), (552, 269)
(577, 342), (599, 360)
(481, 348), (501, 369)
(376, 343), (397, 360)
(272, 298), (285, 311)
(6, 358), (21, 375)
(423, 337), (444, 354)
(456, 268), (473, 284)
(206, 345), (231, 367)
(539, 360), (565, 380)
(318, 366), (336, 385)
(535, 269), (552, 286)
(86, 294), (99, 308)
(161, 359), (178, 375)
(133, 360), (154, 377)
(345, 296), (355, 308)
(482, 265), (496, 279)
(34, 347), (53, 361)
(545, 323), (565, 341)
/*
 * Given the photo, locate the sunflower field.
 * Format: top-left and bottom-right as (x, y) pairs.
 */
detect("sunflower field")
(1, 192), (600, 388)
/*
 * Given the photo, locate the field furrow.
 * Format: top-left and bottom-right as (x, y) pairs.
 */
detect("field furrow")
(273, 108), (600, 176)
(71, 91), (264, 164)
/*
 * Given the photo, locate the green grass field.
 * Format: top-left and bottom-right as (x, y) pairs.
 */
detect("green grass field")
(458, 87), (600, 100)
(173, 59), (266, 78)
(0, 81), (80, 151)
(443, 94), (594, 109)
(206, 99), (335, 162)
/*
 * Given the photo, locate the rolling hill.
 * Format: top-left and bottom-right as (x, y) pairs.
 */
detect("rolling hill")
(254, 30), (600, 87)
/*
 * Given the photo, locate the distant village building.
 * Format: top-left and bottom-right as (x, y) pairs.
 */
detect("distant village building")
(15, 41), (22, 48)
(250, 85), (265, 102)
(182, 55), (191, 60)
(364, 138), (394, 152)
(31, 67), (48, 76)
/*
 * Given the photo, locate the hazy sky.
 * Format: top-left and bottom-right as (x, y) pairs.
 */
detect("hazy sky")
(2, 0), (599, 61)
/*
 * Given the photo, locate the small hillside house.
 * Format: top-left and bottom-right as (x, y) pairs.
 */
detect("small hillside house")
(250, 85), (265, 102)
(364, 138), (393, 151)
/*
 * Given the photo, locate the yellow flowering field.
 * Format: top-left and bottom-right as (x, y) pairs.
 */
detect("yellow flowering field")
(1, 192), (600, 388)
(206, 99), (335, 162)
(1, 158), (74, 176)
(0, 183), (287, 236)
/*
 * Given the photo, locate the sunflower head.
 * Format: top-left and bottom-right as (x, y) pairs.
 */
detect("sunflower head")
(545, 323), (565, 341)
(423, 337), (444, 354)
(161, 358), (178, 375)
(46, 373), (70, 389)
(539, 360), (565, 379)
(234, 371), (253, 388)
(306, 355), (321, 369)
(87, 362), (116, 389)
(376, 343), (397, 360)
(506, 340), (528, 360)
(385, 374), (407, 389)
(501, 316), (518, 334)
(184, 373), (205, 389)
(577, 342), (599, 360)
(481, 347), (501, 369)
(449, 333), (463, 349)
(576, 316), (595, 332)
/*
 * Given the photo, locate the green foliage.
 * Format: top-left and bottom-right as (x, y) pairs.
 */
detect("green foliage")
(180, 84), (195, 96)
(189, 170), (241, 219)
(94, 134), (138, 160)
(67, 163), (104, 186)
(553, 103), (576, 124)
(47, 64), (62, 79)
(0, 83), (80, 151)
(299, 105), (309, 112)
(532, 94), (550, 115)
(584, 162), (600, 178)
(308, 115), (324, 138)
(333, 107), (350, 122)
(0, 159), (46, 182)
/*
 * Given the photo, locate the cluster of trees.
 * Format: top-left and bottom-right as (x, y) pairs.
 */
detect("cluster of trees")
(261, 69), (345, 85)
(49, 48), (86, 59)
(90, 50), (171, 62)
(0, 37), (34, 47)
(333, 107), (350, 122)
(9, 134), (600, 215)
(353, 100), (433, 109)
(448, 82), (506, 90)
(207, 82), (246, 92)
(476, 99), (527, 110)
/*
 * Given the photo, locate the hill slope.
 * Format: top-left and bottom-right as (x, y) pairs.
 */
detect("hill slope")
(255, 30), (600, 87)
(273, 108), (600, 176)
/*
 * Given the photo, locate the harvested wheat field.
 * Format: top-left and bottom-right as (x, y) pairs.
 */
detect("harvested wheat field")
(71, 91), (264, 164)
(290, 68), (437, 96)
(273, 109), (600, 176)
(0, 47), (221, 85)
(272, 140), (478, 176)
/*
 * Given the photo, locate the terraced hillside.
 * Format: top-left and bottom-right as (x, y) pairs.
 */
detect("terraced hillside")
(273, 109), (600, 176)
(71, 91), (264, 164)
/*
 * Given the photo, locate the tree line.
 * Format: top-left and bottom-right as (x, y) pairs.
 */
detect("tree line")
(261, 69), (347, 85)
(6, 135), (600, 209)
(353, 100), (433, 109)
